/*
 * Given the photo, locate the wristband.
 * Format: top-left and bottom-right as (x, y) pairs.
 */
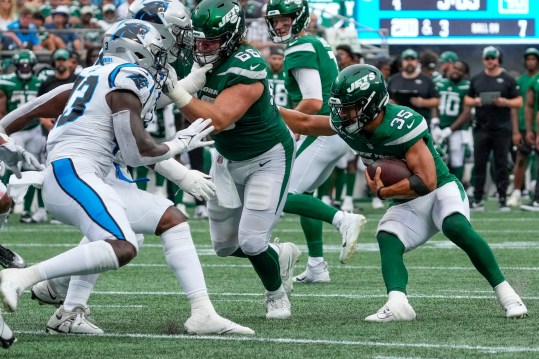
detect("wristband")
(167, 85), (193, 108)
(376, 187), (385, 200)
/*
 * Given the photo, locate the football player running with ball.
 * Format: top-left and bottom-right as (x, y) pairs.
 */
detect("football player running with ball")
(165, 0), (300, 320)
(280, 64), (527, 321)
(265, 0), (366, 282)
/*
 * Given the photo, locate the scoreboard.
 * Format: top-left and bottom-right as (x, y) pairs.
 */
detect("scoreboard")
(356, 0), (539, 44)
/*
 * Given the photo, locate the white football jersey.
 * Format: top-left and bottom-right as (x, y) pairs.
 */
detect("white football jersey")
(47, 61), (160, 176)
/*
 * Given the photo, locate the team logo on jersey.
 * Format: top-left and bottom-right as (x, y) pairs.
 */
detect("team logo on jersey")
(133, 1), (168, 24)
(218, 5), (240, 28)
(128, 73), (149, 89)
(346, 72), (376, 93)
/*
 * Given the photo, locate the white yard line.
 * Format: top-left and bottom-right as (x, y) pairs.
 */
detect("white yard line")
(14, 330), (539, 354)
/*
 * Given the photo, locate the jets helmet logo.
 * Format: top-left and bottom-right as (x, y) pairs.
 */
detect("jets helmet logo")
(347, 72), (376, 93)
(218, 5), (240, 28)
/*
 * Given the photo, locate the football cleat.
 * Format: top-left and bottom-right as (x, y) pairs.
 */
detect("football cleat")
(338, 212), (367, 264)
(30, 208), (48, 223)
(0, 245), (26, 269)
(184, 313), (255, 335)
(46, 305), (103, 335)
(341, 196), (354, 212)
(264, 291), (291, 320)
(371, 197), (384, 209)
(274, 240), (300, 296)
(0, 312), (15, 349)
(494, 281), (528, 319)
(293, 261), (330, 283)
(365, 291), (416, 322)
(31, 280), (65, 307)
(19, 212), (32, 224)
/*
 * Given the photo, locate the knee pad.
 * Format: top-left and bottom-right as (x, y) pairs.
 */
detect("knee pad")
(238, 228), (268, 256)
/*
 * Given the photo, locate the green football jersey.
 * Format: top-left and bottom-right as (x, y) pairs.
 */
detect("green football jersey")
(283, 35), (339, 115)
(518, 73), (538, 131)
(0, 73), (41, 129)
(336, 103), (457, 205)
(197, 45), (293, 162)
(267, 65), (291, 109)
(172, 49), (195, 80)
(436, 78), (470, 130)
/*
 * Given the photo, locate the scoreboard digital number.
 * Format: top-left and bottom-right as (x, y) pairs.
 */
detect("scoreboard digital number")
(357, 0), (538, 44)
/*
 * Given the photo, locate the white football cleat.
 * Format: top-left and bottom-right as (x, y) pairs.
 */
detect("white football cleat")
(0, 268), (25, 312)
(31, 208), (48, 223)
(184, 313), (255, 335)
(0, 245), (26, 269)
(293, 261), (330, 283)
(0, 312), (15, 349)
(371, 197), (384, 209)
(274, 240), (300, 296)
(507, 190), (521, 207)
(341, 196), (354, 212)
(31, 280), (65, 307)
(494, 281), (528, 319)
(365, 291), (416, 322)
(264, 291), (291, 320)
(338, 213), (367, 264)
(46, 305), (103, 335)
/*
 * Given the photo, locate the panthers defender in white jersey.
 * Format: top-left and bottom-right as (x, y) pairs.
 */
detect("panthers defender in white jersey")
(0, 20), (230, 341)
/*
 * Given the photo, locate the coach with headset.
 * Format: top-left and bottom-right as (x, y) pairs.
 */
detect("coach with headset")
(464, 46), (522, 211)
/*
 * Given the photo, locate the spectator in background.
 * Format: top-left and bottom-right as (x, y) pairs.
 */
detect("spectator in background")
(45, 6), (81, 50)
(521, 64), (539, 211)
(98, 3), (116, 31)
(375, 57), (393, 80)
(116, 0), (134, 20)
(266, 46), (291, 109)
(77, 5), (102, 49)
(0, 0), (18, 31)
(419, 49), (442, 83)
(306, 12), (325, 38)
(387, 48), (439, 124)
(38, 48), (77, 133)
(464, 46), (522, 211)
(335, 44), (355, 69)
(507, 47), (539, 207)
(439, 50), (459, 78)
(6, 7), (43, 50)
(247, 6), (273, 53)
(31, 10), (66, 51)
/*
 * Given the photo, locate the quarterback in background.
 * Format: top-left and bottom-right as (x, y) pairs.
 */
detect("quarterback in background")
(280, 64), (527, 321)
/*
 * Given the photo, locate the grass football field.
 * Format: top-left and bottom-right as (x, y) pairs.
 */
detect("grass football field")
(0, 200), (538, 358)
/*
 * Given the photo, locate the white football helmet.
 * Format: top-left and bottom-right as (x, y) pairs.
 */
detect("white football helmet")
(129, 0), (193, 64)
(102, 19), (168, 72)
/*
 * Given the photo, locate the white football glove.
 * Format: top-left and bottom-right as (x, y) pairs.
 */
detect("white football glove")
(439, 127), (452, 141)
(430, 126), (443, 146)
(178, 63), (212, 94)
(430, 117), (440, 131)
(163, 118), (215, 156)
(0, 136), (44, 178)
(177, 169), (216, 201)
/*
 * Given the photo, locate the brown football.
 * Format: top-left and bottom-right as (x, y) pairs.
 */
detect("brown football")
(366, 158), (412, 186)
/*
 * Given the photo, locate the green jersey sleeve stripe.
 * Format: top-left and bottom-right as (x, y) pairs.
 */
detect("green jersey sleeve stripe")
(384, 119), (428, 146)
(284, 43), (316, 56)
(216, 67), (267, 80)
(0, 80), (16, 86)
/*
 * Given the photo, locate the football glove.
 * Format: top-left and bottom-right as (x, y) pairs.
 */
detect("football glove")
(439, 127), (452, 141)
(163, 118), (214, 156)
(0, 135), (44, 178)
(176, 169), (216, 201)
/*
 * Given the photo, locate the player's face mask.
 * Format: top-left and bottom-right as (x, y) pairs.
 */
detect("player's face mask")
(16, 63), (33, 80)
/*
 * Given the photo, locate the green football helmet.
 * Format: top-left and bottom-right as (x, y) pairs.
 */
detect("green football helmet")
(329, 64), (389, 137)
(13, 50), (37, 80)
(265, 0), (309, 43)
(191, 0), (246, 66)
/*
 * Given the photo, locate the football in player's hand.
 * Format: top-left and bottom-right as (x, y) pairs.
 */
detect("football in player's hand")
(366, 158), (412, 186)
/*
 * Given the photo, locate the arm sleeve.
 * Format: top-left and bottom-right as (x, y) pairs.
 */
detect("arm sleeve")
(290, 68), (322, 101)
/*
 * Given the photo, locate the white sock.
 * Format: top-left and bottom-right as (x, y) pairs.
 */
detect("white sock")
(332, 211), (345, 228)
(34, 241), (119, 288)
(265, 285), (286, 300)
(388, 290), (408, 303)
(63, 274), (99, 312)
(512, 190), (521, 197)
(307, 256), (324, 266)
(161, 222), (208, 299)
(494, 281), (519, 306)
(189, 292), (216, 317)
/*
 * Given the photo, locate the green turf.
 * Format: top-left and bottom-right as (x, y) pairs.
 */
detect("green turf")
(1, 200), (538, 358)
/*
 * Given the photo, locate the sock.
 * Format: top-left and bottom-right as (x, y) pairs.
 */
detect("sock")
(307, 256), (324, 266)
(332, 211), (344, 227)
(265, 285), (286, 300)
(317, 177), (331, 199)
(284, 193), (338, 224)
(63, 274), (98, 312)
(37, 190), (44, 208)
(155, 172), (165, 187)
(494, 281), (520, 306)
(388, 290), (408, 303)
(300, 216), (324, 257)
(29, 241), (120, 290)
(161, 222), (207, 298)
(189, 291), (217, 317)
(377, 231), (408, 294)
(334, 168), (346, 201)
(247, 246), (281, 291)
(230, 248), (247, 258)
(23, 186), (35, 213)
(345, 172), (356, 196)
(442, 213), (505, 287)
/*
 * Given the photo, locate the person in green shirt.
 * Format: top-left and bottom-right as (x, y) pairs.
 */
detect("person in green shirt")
(280, 64), (528, 322)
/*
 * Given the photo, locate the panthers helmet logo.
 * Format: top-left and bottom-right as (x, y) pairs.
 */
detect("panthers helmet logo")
(133, 1), (168, 24)
(112, 23), (150, 42)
